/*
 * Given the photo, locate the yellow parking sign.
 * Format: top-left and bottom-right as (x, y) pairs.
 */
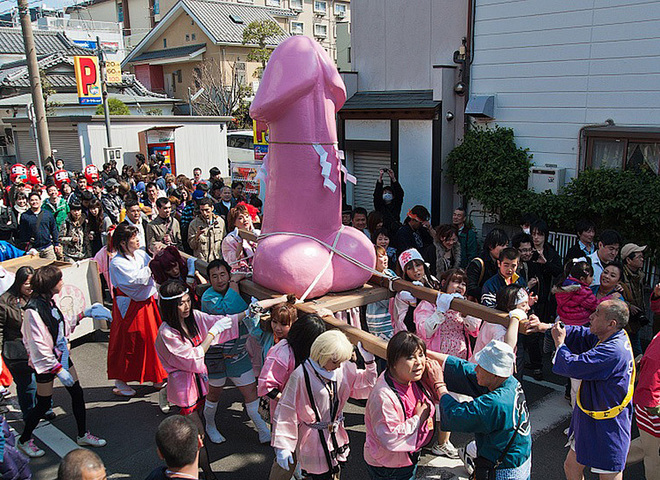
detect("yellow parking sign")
(105, 61), (123, 84)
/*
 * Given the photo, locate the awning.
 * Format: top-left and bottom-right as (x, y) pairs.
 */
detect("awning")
(129, 44), (207, 65)
(339, 89), (441, 120)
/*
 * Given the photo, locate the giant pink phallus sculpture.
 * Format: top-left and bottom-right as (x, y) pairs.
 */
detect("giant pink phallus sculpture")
(250, 36), (376, 299)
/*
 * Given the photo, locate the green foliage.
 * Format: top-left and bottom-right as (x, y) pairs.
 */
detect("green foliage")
(446, 125), (533, 217)
(242, 20), (283, 75)
(231, 100), (253, 130)
(448, 125), (660, 254)
(145, 108), (163, 115)
(95, 98), (130, 115)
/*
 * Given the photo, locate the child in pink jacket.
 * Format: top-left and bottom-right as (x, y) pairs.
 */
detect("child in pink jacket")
(552, 260), (598, 326)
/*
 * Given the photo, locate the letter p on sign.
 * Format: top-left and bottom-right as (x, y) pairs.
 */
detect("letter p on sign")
(74, 56), (102, 105)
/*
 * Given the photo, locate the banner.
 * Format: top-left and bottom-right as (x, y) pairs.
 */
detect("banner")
(253, 119), (268, 161)
(74, 56), (102, 105)
(105, 61), (123, 84)
(232, 163), (261, 195)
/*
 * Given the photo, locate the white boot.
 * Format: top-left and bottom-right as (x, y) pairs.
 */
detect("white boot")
(246, 399), (271, 443)
(203, 400), (226, 444)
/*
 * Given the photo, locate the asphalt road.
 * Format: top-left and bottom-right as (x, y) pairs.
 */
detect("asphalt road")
(4, 334), (647, 480)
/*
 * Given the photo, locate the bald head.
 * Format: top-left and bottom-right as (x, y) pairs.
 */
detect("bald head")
(57, 449), (106, 480)
(600, 299), (630, 330)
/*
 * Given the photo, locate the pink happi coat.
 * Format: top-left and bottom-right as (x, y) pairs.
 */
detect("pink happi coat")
(257, 339), (295, 420)
(155, 310), (240, 408)
(414, 300), (480, 360)
(271, 360), (377, 475)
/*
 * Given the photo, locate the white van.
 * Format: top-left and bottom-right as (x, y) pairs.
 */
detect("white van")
(227, 130), (255, 164)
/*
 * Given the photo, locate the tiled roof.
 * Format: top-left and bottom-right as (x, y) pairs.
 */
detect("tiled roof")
(0, 27), (93, 56)
(0, 52), (167, 98)
(130, 43), (206, 63)
(341, 90), (441, 111)
(182, 0), (289, 45)
(0, 91), (176, 107)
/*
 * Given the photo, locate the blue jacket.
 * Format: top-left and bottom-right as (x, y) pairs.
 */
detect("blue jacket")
(481, 272), (527, 308)
(17, 208), (59, 250)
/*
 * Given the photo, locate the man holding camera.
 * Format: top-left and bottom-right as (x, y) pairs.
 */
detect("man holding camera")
(373, 168), (404, 233)
(188, 197), (226, 263)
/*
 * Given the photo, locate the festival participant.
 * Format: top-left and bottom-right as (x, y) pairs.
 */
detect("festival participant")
(60, 182), (75, 205)
(254, 295), (298, 363)
(154, 280), (243, 480)
(43, 184), (69, 230)
(372, 227), (397, 269)
(221, 203), (259, 273)
(541, 300), (634, 480)
(60, 203), (90, 263)
(430, 224), (460, 278)
(101, 178), (123, 225)
(453, 207), (478, 268)
(373, 168), (404, 233)
(200, 259), (281, 445)
(84, 164), (99, 186)
(592, 262), (626, 302)
(260, 314), (327, 480)
(394, 206), (434, 259)
(364, 331), (435, 479)
(366, 211), (384, 241)
(214, 185), (233, 220)
(18, 265), (106, 458)
(588, 229), (622, 286)
(0, 196), (18, 242)
(87, 199), (112, 253)
(271, 330), (377, 479)
(57, 449), (106, 480)
(428, 317), (531, 480)
(480, 247), (527, 309)
(414, 269), (480, 458)
(108, 223), (167, 397)
(627, 317), (660, 480)
(564, 219), (596, 263)
(188, 198), (226, 263)
(466, 228), (509, 302)
(145, 416), (203, 480)
(365, 246), (396, 343)
(392, 248), (440, 334)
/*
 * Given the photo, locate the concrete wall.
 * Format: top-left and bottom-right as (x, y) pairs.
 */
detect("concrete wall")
(470, 0), (660, 179)
(398, 120), (433, 218)
(351, 0), (466, 91)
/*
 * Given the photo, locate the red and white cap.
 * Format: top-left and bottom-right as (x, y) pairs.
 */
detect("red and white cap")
(84, 164), (99, 184)
(27, 164), (41, 185)
(54, 169), (70, 189)
(10, 163), (27, 183)
(398, 248), (423, 271)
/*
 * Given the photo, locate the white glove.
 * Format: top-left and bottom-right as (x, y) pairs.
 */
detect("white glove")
(84, 303), (112, 321)
(509, 308), (528, 322)
(208, 317), (233, 337)
(186, 257), (197, 278)
(425, 310), (444, 338)
(436, 292), (463, 314)
(26, 248), (38, 256)
(275, 448), (294, 470)
(56, 368), (75, 387)
(357, 342), (375, 363)
(412, 281), (424, 287)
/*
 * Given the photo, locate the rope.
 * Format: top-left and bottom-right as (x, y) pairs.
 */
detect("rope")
(300, 226), (344, 301)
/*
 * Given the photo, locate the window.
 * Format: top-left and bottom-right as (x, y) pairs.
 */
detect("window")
(235, 62), (246, 85)
(290, 21), (303, 35)
(586, 128), (660, 175)
(191, 33), (196, 40)
(163, 38), (167, 48)
(185, 34), (190, 41)
(117, 2), (123, 22)
(334, 3), (346, 16)
(266, 0), (281, 6)
(314, 23), (327, 38)
(290, 0), (302, 10)
(193, 67), (201, 88)
(314, 1), (327, 14)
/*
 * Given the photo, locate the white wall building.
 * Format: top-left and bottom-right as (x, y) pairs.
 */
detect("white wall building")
(470, 0), (660, 181)
(339, 0), (467, 224)
(8, 115), (230, 178)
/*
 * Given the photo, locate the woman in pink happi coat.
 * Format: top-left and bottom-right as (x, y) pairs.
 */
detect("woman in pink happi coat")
(271, 330), (377, 479)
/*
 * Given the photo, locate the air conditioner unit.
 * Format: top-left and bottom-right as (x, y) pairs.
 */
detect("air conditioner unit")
(104, 146), (123, 164)
(336, 11), (345, 17)
(528, 166), (566, 194)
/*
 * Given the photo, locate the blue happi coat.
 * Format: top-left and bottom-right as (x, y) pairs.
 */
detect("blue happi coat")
(553, 326), (634, 472)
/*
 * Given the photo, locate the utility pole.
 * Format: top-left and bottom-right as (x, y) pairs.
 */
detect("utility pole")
(97, 36), (112, 147)
(18, 0), (51, 165)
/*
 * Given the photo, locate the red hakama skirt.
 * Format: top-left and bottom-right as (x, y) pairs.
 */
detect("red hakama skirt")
(0, 357), (13, 386)
(107, 289), (167, 384)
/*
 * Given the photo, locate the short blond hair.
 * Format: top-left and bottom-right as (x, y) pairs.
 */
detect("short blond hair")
(310, 330), (353, 367)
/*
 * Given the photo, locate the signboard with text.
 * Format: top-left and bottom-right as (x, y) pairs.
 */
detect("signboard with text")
(252, 119), (268, 161)
(105, 61), (123, 84)
(74, 56), (102, 105)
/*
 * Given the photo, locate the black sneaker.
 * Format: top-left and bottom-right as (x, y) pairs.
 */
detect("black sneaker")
(44, 409), (57, 421)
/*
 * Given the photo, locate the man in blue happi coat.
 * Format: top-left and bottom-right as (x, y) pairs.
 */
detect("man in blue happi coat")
(550, 300), (634, 480)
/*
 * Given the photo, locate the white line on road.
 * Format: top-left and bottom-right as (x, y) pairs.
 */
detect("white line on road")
(32, 422), (80, 458)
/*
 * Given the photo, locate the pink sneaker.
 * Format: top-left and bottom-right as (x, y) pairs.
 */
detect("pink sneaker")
(17, 439), (45, 458)
(77, 432), (107, 447)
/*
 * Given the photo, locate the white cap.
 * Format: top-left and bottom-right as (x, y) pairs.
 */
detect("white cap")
(398, 248), (423, 271)
(473, 340), (515, 377)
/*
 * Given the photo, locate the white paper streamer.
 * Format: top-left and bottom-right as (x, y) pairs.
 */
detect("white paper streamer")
(255, 153), (269, 181)
(313, 144), (337, 192)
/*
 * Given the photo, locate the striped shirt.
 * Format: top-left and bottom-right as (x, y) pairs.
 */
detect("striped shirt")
(634, 403), (660, 437)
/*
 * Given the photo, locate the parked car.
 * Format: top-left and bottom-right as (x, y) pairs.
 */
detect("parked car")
(227, 130), (255, 164)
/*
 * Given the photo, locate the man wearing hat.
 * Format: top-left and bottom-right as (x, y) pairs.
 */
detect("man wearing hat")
(426, 316), (532, 479)
(547, 300), (634, 480)
(621, 243), (648, 357)
(101, 178), (123, 225)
